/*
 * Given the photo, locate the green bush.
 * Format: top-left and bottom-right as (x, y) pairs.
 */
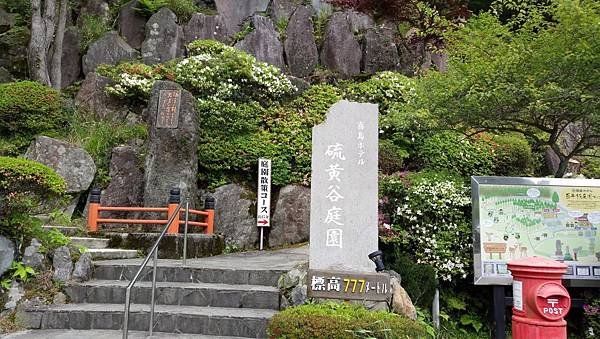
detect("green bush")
(387, 250), (438, 309)
(0, 0), (31, 24)
(579, 148), (600, 179)
(488, 133), (534, 176)
(379, 140), (409, 174)
(267, 302), (428, 339)
(0, 81), (65, 149)
(138, 0), (199, 22)
(416, 131), (495, 177)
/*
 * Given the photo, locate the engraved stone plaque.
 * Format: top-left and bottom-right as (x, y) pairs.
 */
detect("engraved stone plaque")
(156, 89), (181, 128)
(307, 269), (391, 301)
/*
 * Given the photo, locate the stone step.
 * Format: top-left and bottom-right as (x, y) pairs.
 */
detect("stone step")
(69, 237), (109, 249)
(25, 303), (276, 337)
(65, 280), (280, 310)
(3, 329), (247, 339)
(87, 249), (138, 260)
(42, 226), (82, 236)
(93, 261), (286, 287)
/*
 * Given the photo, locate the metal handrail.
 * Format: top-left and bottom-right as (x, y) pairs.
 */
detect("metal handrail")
(122, 201), (186, 339)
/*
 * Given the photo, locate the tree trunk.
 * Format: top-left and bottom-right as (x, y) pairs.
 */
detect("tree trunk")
(28, 0), (57, 86)
(555, 157), (569, 178)
(50, 0), (68, 89)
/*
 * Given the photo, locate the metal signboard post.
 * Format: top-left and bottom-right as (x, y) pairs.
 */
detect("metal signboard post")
(472, 176), (600, 338)
(257, 159), (271, 250)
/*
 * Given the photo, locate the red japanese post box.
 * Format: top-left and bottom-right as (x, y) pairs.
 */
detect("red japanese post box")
(508, 257), (571, 339)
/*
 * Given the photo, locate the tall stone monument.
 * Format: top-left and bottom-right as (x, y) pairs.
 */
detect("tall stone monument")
(309, 100), (379, 272)
(144, 81), (198, 209)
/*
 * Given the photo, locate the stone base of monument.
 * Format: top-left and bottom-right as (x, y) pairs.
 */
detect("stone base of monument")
(101, 232), (224, 259)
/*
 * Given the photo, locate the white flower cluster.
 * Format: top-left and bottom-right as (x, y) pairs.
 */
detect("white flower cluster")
(250, 63), (296, 99)
(106, 73), (157, 97)
(395, 179), (472, 281)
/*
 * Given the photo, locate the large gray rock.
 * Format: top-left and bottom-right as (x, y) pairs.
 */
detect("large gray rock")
(0, 8), (17, 34)
(141, 8), (185, 65)
(320, 12), (361, 79)
(143, 81), (198, 208)
(212, 183), (258, 250)
(183, 13), (229, 44)
(270, 185), (310, 247)
(347, 10), (374, 33)
(25, 136), (96, 194)
(311, 0), (332, 15)
(4, 281), (23, 310)
(101, 146), (144, 225)
(52, 246), (73, 282)
(362, 28), (399, 74)
(72, 252), (92, 282)
(234, 15), (284, 69)
(391, 275), (417, 320)
(82, 31), (139, 75)
(75, 72), (130, 121)
(118, 0), (147, 49)
(269, 0), (302, 23)
(284, 5), (318, 77)
(215, 0), (269, 36)
(59, 26), (82, 88)
(22, 239), (45, 272)
(0, 27), (30, 78)
(0, 236), (15, 277)
(78, 0), (111, 25)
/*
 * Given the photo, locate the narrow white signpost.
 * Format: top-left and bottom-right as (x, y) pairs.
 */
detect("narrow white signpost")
(257, 158), (271, 250)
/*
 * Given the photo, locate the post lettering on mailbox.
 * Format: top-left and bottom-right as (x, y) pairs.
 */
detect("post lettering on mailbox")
(257, 158), (271, 227)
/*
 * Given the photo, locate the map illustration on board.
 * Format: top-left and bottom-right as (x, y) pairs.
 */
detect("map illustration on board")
(477, 183), (600, 281)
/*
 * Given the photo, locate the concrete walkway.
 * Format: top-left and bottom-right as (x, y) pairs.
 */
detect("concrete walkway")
(1, 329), (245, 338)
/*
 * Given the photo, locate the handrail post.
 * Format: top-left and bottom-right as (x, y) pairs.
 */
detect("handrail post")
(123, 287), (131, 339)
(149, 249), (158, 335)
(167, 188), (181, 234)
(87, 188), (101, 233)
(204, 196), (215, 235)
(183, 201), (189, 266)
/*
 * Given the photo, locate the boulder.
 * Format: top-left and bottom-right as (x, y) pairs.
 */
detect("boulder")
(52, 292), (67, 304)
(25, 136), (96, 194)
(215, 0), (270, 36)
(82, 31), (139, 75)
(143, 81), (198, 209)
(101, 146), (144, 227)
(52, 246), (73, 283)
(347, 10), (374, 33)
(141, 8), (185, 65)
(72, 252), (92, 282)
(0, 26), (29, 78)
(311, 0), (332, 15)
(212, 183), (258, 250)
(430, 51), (448, 73)
(4, 281), (23, 310)
(0, 66), (14, 83)
(183, 13), (229, 44)
(118, 0), (147, 49)
(284, 5), (318, 77)
(0, 236), (15, 277)
(390, 275), (417, 320)
(234, 15), (284, 69)
(290, 285), (307, 305)
(0, 8), (16, 34)
(75, 72), (130, 121)
(362, 28), (399, 74)
(78, 0), (111, 25)
(270, 185), (310, 247)
(59, 26), (82, 88)
(22, 239), (45, 272)
(269, 0), (302, 23)
(277, 262), (308, 307)
(320, 12), (361, 79)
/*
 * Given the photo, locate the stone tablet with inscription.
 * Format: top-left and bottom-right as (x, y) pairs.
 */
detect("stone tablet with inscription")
(309, 100), (379, 273)
(156, 89), (181, 129)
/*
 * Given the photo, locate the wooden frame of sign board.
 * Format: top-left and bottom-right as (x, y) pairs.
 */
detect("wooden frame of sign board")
(471, 176), (600, 339)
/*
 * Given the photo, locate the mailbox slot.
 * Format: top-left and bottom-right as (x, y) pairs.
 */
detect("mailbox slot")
(535, 282), (571, 320)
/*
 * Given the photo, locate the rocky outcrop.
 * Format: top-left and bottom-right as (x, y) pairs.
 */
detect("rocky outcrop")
(234, 15), (284, 69)
(269, 0), (301, 23)
(82, 31), (139, 75)
(362, 28), (399, 74)
(270, 185), (310, 247)
(347, 10), (374, 33)
(212, 183), (258, 250)
(320, 12), (361, 78)
(25, 136), (96, 194)
(215, 0), (270, 36)
(141, 8), (185, 64)
(60, 26), (82, 88)
(183, 13), (229, 44)
(118, 0), (147, 49)
(22, 239), (45, 271)
(75, 72), (130, 121)
(78, 0), (111, 25)
(0, 236), (15, 277)
(284, 5), (318, 77)
(52, 246), (73, 283)
(143, 81), (198, 208)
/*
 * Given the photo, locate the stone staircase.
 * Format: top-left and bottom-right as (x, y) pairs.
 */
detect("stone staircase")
(22, 247), (309, 338)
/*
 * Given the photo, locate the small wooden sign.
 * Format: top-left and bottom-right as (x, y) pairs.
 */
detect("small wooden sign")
(156, 89), (181, 129)
(307, 269), (391, 301)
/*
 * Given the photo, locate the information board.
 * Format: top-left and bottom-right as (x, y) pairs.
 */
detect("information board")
(472, 176), (600, 285)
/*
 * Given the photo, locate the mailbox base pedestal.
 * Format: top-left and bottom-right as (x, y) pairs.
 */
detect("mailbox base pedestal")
(512, 316), (566, 339)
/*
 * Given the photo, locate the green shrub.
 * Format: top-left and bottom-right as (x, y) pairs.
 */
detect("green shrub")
(138, 0), (199, 22)
(344, 72), (416, 115)
(579, 148), (600, 179)
(78, 14), (112, 52)
(267, 302), (428, 339)
(0, 0), (31, 24)
(416, 131), (495, 177)
(379, 140), (409, 174)
(488, 133), (534, 176)
(0, 81), (65, 148)
(387, 250), (438, 309)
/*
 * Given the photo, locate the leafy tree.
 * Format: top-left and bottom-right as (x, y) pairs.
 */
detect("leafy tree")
(417, 0), (600, 177)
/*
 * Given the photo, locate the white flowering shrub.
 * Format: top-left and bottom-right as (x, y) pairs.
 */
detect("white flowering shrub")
(97, 63), (172, 99)
(381, 172), (472, 281)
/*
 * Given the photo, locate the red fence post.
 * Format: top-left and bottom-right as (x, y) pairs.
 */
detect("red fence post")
(87, 188), (101, 232)
(204, 196), (215, 235)
(167, 188), (180, 234)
